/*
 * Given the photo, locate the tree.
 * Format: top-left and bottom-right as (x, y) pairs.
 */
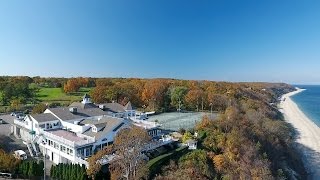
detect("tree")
(10, 98), (22, 111)
(170, 86), (188, 110)
(64, 78), (81, 93)
(142, 79), (169, 111)
(110, 126), (151, 180)
(182, 131), (193, 143)
(0, 149), (21, 173)
(185, 88), (204, 111)
(179, 150), (215, 179)
(87, 126), (151, 180)
(32, 103), (47, 114)
(207, 93), (228, 112)
(90, 86), (107, 103)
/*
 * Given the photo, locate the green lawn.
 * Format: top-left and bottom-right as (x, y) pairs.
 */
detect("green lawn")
(37, 87), (92, 104)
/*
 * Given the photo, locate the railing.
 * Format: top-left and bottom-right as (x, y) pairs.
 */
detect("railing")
(144, 138), (173, 152)
(14, 119), (28, 129)
(75, 157), (89, 167)
(39, 129), (95, 148)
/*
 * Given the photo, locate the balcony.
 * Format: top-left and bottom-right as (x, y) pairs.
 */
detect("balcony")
(14, 119), (28, 129)
(74, 157), (89, 167)
(39, 129), (95, 148)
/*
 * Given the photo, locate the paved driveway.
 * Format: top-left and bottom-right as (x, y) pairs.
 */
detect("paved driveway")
(0, 123), (27, 153)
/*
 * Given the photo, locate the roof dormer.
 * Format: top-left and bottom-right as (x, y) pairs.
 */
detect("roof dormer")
(91, 123), (106, 133)
(82, 94), (92, 104)
(124, 101), (133, 111)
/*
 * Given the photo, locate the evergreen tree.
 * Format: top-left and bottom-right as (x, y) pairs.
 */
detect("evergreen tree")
(71, 164), (77, 180)
(22, 161), (29, 177)
(28, 161), (34, 178)
(39, 160), (44, 176)
(59, 163), (63, 180)
(67, 164), (71, 180)
(50, 164), (54, 178)
(75, 164), (81, 180)
(63, 164), (68, 180)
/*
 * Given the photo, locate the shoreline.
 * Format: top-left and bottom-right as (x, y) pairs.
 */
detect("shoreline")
(279, 88), (320, 179)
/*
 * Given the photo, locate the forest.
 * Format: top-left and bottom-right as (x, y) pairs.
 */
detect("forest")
(0, 76), (296, 113)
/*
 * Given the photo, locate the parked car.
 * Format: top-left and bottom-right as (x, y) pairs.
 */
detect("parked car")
(13, 150), (27, 160)
(0, 119), (3, 124)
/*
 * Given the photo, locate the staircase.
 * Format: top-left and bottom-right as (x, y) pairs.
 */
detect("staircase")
(31, 135), (41, 156)
(26, 143), (34, 157)
(31, 142), (39, 156)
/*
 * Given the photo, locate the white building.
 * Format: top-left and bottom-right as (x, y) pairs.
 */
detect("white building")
(10, 94), (164, 167)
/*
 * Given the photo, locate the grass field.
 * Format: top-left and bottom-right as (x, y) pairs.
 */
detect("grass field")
(37, 87), (92, 104)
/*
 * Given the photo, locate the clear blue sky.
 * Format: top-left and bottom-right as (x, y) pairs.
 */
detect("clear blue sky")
(0, 0), (320, 84)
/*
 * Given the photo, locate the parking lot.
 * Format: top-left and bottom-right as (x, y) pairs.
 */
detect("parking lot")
(0, 115), (28, 153)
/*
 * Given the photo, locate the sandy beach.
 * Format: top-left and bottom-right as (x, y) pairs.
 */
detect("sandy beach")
(280, 89), (320, 179)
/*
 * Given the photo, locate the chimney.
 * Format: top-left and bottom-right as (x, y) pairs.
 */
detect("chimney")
(69, 107), (77, 113)
(99, 104), (106, 110)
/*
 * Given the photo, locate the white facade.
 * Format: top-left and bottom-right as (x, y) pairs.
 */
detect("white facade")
(12, 95), (164, 167)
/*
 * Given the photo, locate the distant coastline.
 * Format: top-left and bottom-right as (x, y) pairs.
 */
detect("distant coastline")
(280, 88), (320, 179)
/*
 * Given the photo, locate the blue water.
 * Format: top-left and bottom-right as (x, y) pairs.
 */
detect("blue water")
(291, 85), (320, 127)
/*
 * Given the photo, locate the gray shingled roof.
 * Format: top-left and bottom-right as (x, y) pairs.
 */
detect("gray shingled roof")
(48, 106), (108, 121)
(94, 123), (106, 129)
(0, 114), (15, 124)
(82, 117), (124, 140)
(101, 103), (125, 113)
(31, 113), (59, 123)
(69, 102), (97, 109)
(80, 116), (118, 125)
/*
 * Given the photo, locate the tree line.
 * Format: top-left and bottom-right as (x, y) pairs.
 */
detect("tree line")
(89, 78), (295, 113)
(1, 76), (294, 114)
(50, 163), (87, 180)
(18, 160), (44, 179)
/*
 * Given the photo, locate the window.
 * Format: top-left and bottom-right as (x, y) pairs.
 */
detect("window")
(77, 149), (84, 157)
(60, 145), (66, 153)
(54, 142), (59, 149)
(85, 147), (92, 157)
(48, 140), (53, 147)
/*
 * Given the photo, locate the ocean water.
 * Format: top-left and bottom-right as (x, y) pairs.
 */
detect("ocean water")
(291, 85), (320, 127)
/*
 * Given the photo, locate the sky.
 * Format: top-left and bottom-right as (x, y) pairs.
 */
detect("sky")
(0, 0), (320, 84)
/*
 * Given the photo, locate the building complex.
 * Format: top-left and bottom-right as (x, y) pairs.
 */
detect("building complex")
(9, 94), (169, 166)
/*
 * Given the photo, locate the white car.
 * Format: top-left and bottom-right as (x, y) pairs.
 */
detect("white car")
(14, 150), (27, 160)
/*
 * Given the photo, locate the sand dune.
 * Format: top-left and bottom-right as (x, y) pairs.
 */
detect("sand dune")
(279, 89), (320, 179)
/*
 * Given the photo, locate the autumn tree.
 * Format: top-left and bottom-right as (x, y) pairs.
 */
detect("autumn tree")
(10, 98), (22, 111)
(142, 79), (169, 111)
(0, 149), (21, 173)
(64, 78), (81, 93)
(90, 86), (107, 103)
(32, 103), (47, 114)
(179, 150), (215, 179)
(185, 87), (204, 111)
(207, 92), (228, 112)
(87, 126), (151, 180)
